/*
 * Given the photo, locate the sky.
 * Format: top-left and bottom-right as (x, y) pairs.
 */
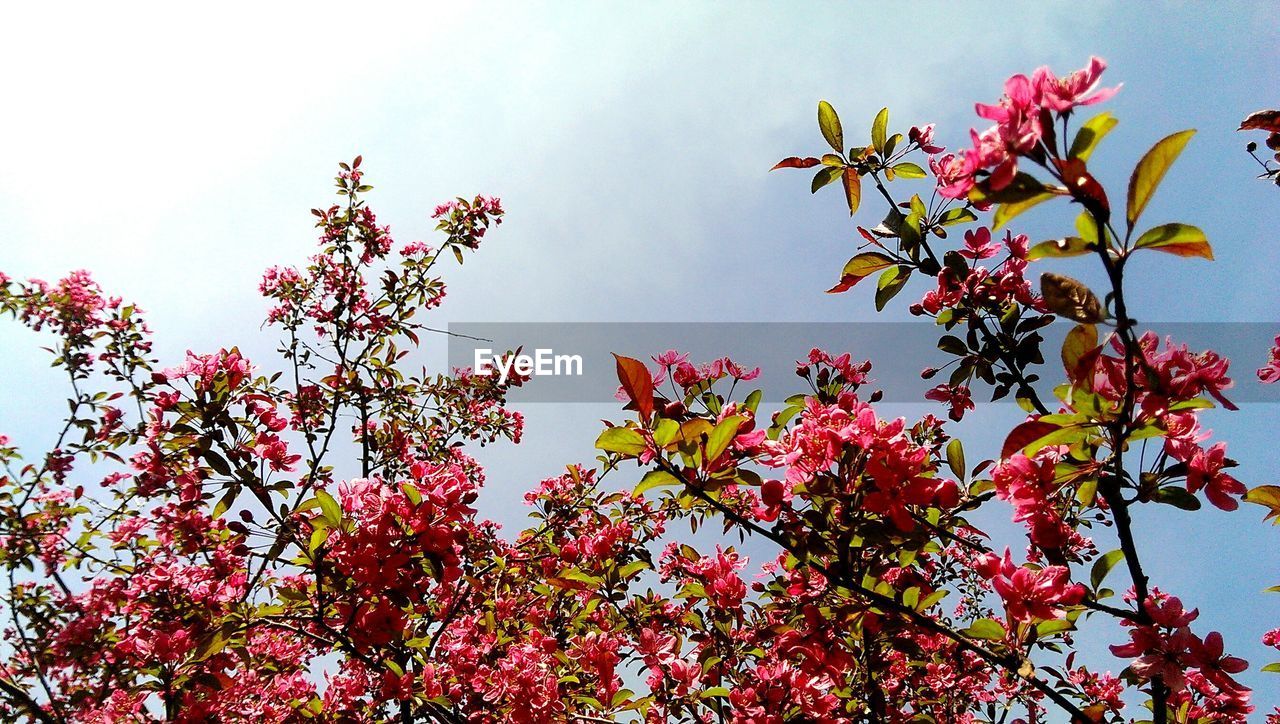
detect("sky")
(2, 1), (1279, 716)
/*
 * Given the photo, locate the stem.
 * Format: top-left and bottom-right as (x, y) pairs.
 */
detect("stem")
(1091, 213), (1169, 723)
(0, 679), (58, 724)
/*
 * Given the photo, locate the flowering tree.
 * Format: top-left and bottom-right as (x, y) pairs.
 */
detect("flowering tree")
(1, 58), (1278, 723)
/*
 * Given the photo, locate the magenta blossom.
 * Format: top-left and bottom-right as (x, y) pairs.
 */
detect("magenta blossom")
(1032, 56), (1121, 113)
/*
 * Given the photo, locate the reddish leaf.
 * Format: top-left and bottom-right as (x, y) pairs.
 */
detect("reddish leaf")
(1054, 158), (1109, 213)
(826, 275), (863, 294)
(841, 167), (862, 215)
(1001, 420), (1061, 460)
(1061, 324), (1098, 382)
(771, 156), (821, 171)
(826, 252), (895, 294)
(1239, 109), (1280, 133)
(613, 353), (655, 422)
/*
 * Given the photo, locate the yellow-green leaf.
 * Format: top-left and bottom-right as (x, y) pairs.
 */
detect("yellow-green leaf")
(1127, 129), (1196, 230)
(315, 490), (342, 527)
(818, 100), (843, 153)
(964, 618), (1006, 641)
(1133, 223), (1213, 260)
(1061, 323), (1098, 379)
(635, 469), (681, 496)
(994, 191), (1056, 230)
(705, 415), (745, 463)
(1091, 549), (1125, 590)
(1069, 111), (1119, 161)
(871, 107), (889, 153)
(1028, 236), (1092, 261)
(1245, 485), (1280, 524)
(891, 161), (927, 179)
(595, 427), (647, 456)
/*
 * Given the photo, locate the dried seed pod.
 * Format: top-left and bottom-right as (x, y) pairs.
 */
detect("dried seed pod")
(1040, 272), (1105, 323)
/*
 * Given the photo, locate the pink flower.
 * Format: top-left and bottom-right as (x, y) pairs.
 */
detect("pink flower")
(1032, 56), (1120, 113)
(959, 227), (1001, 260)
(1185, 442), (1245, 511)
(985, 549), (1085, 623)
(975, 74), (1042, 153)
(909, 123), (945, 154)
(1258, 335), (1280, 383)
(931, 151), (978, 199)
(925, 383), (974, 422)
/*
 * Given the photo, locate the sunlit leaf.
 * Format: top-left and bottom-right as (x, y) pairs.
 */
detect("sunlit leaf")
(1069, 112), (1119, 161)
(595, 427), (647, 456)
(1132, 223), (1213, 260)
(891, 161), (927, 179)
(964, 618), (1006, 641)
(994, 191), (1056, 231)
(818, 100), (843, 153)
(706, 415), (745, 463)
(871, 107), (889, 153)
(1090, 549), (1125, 590)
(1127, 129), (1196, 230)
(636, 469), (681, 496)
(841, 167), (861, 215)
(1027, 236), (1093, 260)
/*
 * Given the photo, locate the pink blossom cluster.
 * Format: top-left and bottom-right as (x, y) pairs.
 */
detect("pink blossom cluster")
(934, 57), (1119, 199)
(1109, 590), (1252, 719)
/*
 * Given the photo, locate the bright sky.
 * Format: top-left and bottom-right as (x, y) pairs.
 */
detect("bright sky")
(2, 1), (1279, 714)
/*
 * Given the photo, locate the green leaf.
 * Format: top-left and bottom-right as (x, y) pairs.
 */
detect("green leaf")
(595, 427), (648, 456)
(874, 265), (911, 311)
(653, 418), (680, 448)
(969, 172), (1049, 205)
(964, 618), (1006, 641)
(938, 208), (978, 227)
(700, 687), (732, 699)
(1154, 485), (1201, 511)
(400, 482), (422, 506)
(1262, 662), (1280, 674)
(818, 100), (843, 153)
(1132, 223), (1213, 260)
(828, 252), (895, 294)
(871, 107), (889, 153)
(205, 450), (232, 477)
(635, 469), (681, 496)
(1090, 549), (1124, 590)
(212, 486), (237, 519)
(315, 490), (342, 528)
(308, 526), (329, 554)
(994, 191), (1056, 231)
(891, 161), (926, 179)
(946, 439), (965, 481)
(1027, 236), (1093, 260)
(1035, 619), (1074, 638)
(617, 560), (651, 578)
(811, 166), (842, 193)
(706, 415), (745, 463)
(1127, 129), (1196, 230)
(1069, 112), (1119, 161)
